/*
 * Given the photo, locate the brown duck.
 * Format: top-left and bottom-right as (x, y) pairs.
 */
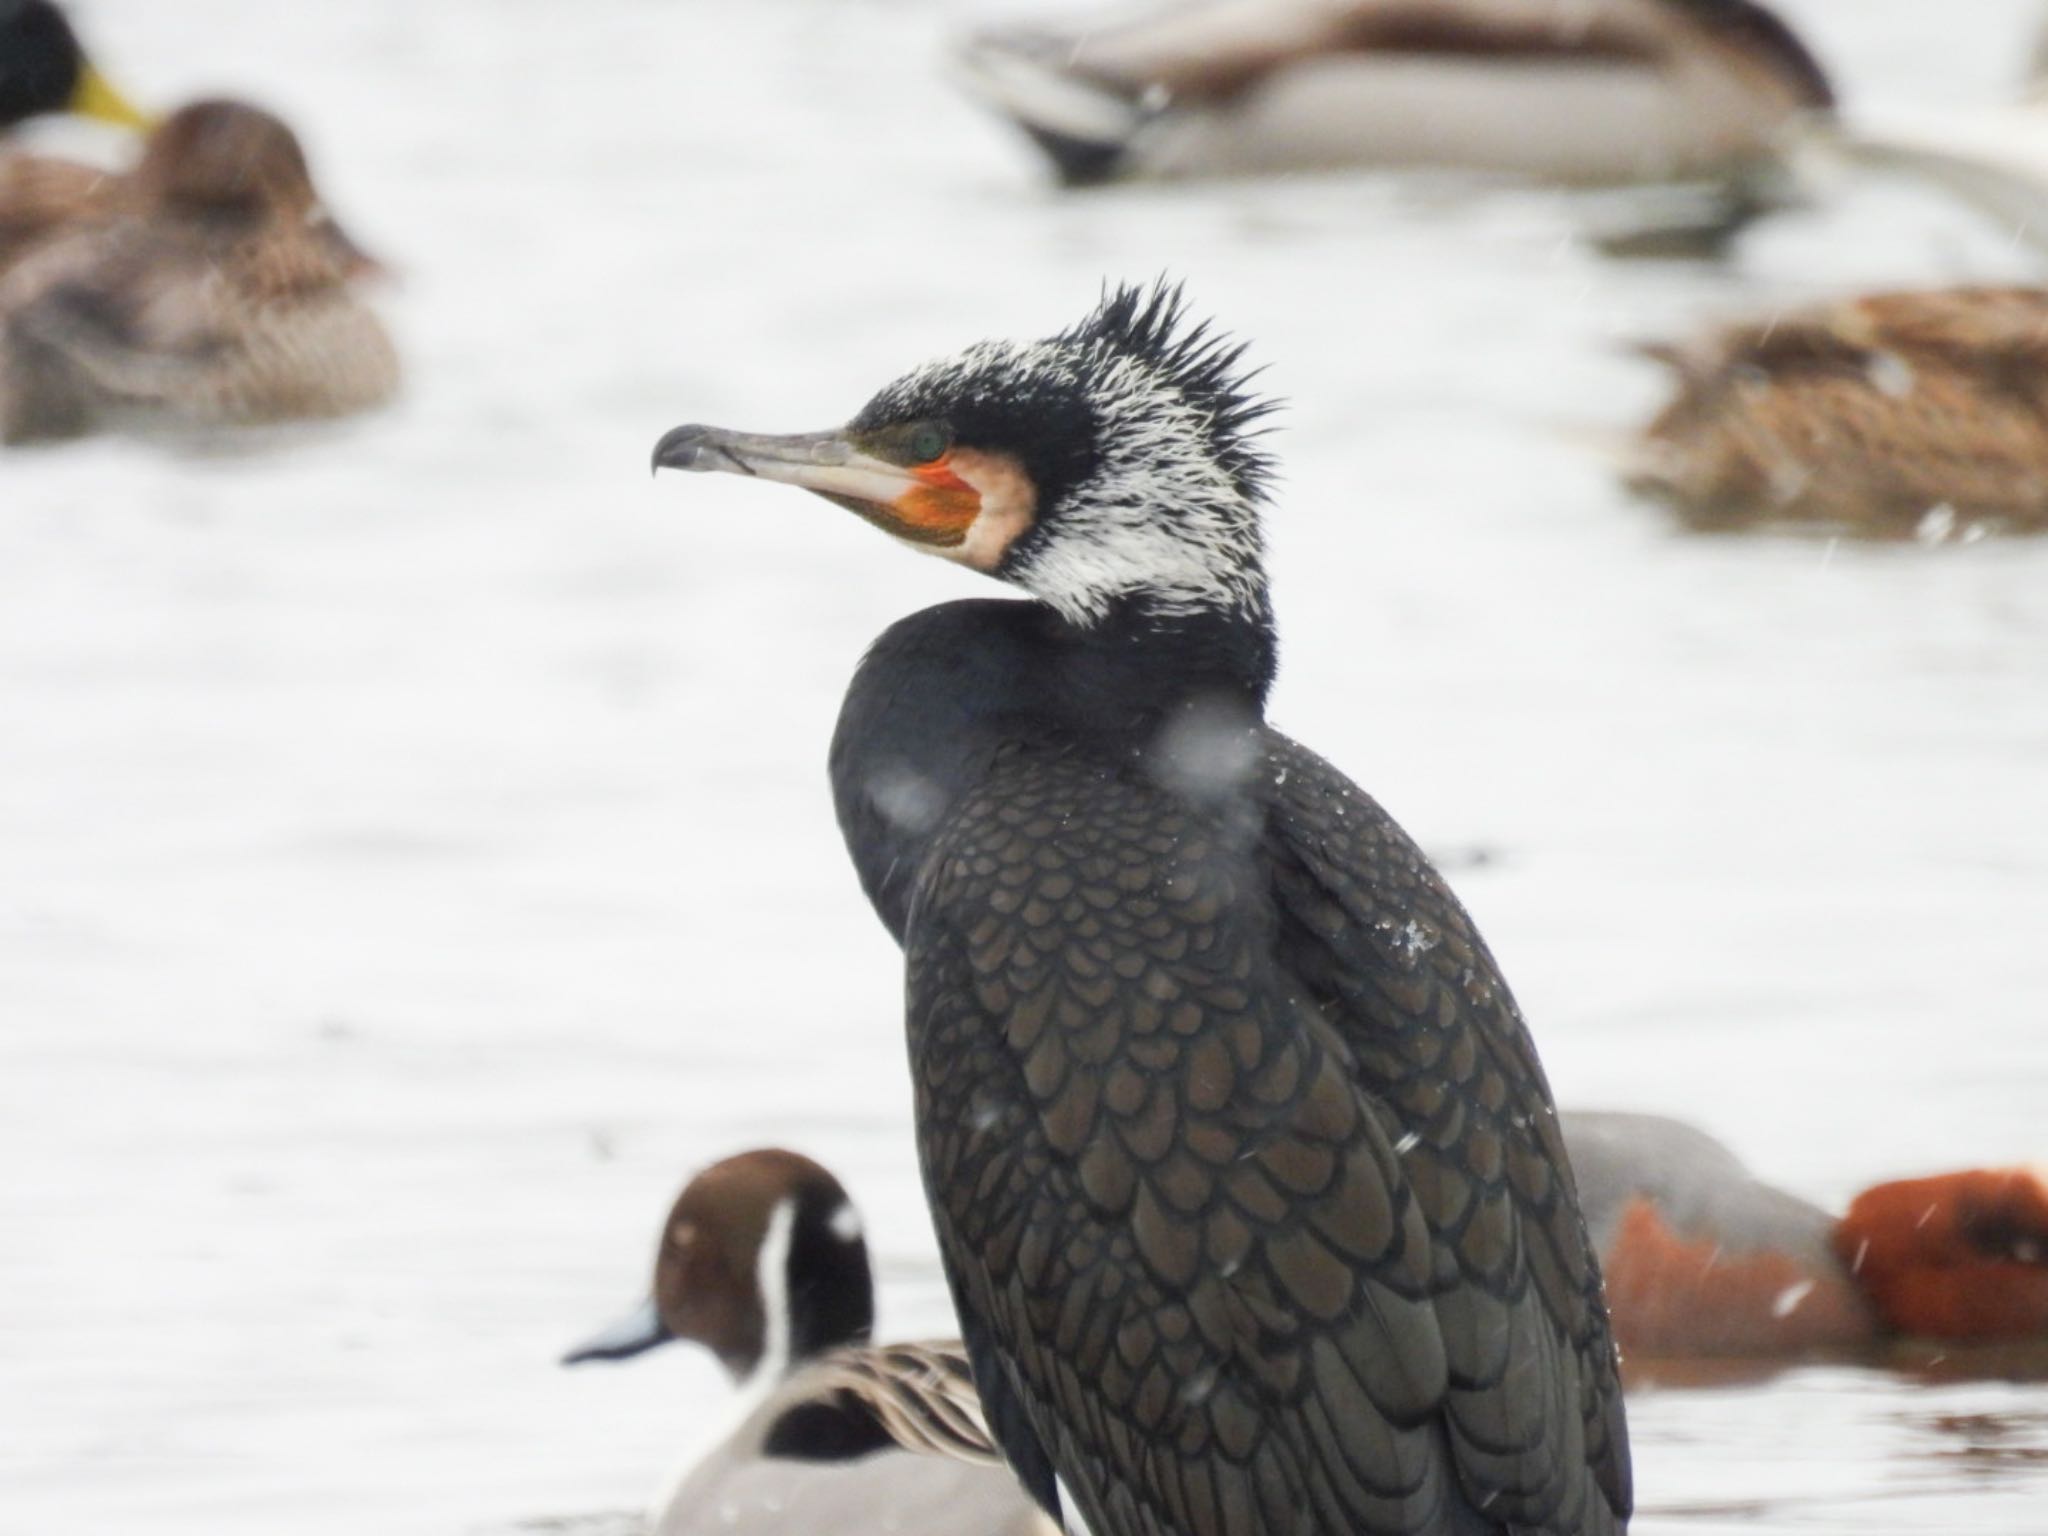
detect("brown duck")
(1627, 285), (2048, 535)
(0, 98), (396, 444)
(1566, 1112), (2048, 1367)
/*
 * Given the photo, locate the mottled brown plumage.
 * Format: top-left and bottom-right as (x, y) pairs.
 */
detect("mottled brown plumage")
(0, 98), (396, 444)
(0, 150), (107, 271)
(1628, 286), (2048, 534)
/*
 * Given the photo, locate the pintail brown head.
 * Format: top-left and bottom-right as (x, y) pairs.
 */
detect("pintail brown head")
(564, 1148), (876, 1385)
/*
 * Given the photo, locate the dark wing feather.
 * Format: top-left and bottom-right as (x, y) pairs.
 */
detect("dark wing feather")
(1261, 732), (1630, 1529)
(905, 744), (1542, 1536)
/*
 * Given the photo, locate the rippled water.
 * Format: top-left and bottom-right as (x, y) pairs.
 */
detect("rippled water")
(4, 1), (2047, 1532)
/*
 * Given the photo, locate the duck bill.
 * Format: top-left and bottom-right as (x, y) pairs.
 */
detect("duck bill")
(651, 423), (978, 548)
(561, 1296), (671, 1366)
(68, 65), (151, 130)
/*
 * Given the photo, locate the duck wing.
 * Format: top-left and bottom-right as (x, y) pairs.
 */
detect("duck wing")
(0, 215), (395, 433)
(770, 1341), (1006, 1465)
(1, 220), (235, 400)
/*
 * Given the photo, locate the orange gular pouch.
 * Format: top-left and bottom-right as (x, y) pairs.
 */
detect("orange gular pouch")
(886, 455), (981, 547)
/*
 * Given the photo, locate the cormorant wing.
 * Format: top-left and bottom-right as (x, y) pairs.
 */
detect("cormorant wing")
(904, 741), (1594, 1536)
(1259, 733), (1631, 1530)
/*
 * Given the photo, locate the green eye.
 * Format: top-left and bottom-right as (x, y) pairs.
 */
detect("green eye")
(907, 424), (949, 463)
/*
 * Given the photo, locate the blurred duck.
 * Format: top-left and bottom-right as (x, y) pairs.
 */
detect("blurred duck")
(1567, 1112), (2048, 1366)
(0, 98), (397, 443)
(0, 0), (147, 134)
(563, 1149), (1051, 1536)
(956, 0), (1834, 188)
(1626, 286), (2048, 536)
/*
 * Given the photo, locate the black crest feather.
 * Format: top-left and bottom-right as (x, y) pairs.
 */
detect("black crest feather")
(1059, 279), (1280, 502)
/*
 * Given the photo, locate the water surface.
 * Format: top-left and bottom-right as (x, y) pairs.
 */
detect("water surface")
(4, 1), (2046, 1531)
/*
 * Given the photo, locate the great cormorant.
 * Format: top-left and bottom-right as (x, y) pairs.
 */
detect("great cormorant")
(654, 284), (1632, 1536)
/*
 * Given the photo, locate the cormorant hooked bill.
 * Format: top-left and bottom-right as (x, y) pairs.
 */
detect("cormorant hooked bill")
(653, 283), (1632, 1536)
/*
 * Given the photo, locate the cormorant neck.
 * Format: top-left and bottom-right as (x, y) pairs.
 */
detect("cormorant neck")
(829, 594), (1276, 946)
(1053, 591), (1277, 720)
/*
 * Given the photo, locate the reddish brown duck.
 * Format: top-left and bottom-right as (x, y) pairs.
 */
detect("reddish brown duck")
(1566, 1112), (2048, 1368)
(0, 98), (396, 444)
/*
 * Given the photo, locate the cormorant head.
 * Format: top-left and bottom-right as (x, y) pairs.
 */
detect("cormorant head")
(0, 0), (148, 130)
(654, 281), (1278, 629)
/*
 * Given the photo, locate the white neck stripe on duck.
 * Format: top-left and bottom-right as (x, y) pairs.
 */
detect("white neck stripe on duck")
(744, 1196), (798, 1392)
(856, 282), (1278, 631)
